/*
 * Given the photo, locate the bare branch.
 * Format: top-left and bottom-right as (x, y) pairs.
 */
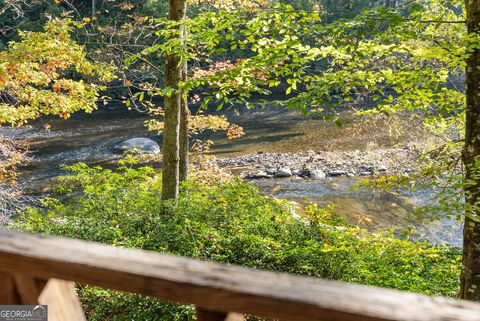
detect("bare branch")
(0, 0), (36, 18)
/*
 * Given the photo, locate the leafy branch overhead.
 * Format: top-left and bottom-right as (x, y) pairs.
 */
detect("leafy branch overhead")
(125, 1), (473, 124)
(126, 5), (321, 111)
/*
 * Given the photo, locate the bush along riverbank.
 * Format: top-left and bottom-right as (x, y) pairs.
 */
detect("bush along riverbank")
(12, 159), (460, 321)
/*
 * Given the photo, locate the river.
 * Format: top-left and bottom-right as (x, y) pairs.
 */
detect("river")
(0, 105), (463, 247)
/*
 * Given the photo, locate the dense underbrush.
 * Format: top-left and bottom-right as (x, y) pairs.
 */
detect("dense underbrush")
(12, 159), (460, 320)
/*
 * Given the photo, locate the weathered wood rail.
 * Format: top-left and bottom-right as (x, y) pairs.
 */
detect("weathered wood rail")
(0, 230), (479, 321)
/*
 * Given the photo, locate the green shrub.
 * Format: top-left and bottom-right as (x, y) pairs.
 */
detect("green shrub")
(12, 161), (461, 320)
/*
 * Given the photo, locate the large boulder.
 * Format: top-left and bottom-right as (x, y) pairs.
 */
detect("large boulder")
(114, 138), (160, 155)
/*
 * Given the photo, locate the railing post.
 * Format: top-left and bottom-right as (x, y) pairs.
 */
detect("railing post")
(38, 279), (86, 321)
(0, 272), (21, 304)
(1, 273), (86, 321)
(13, 274), (44, 304)
(196, 308), (244, 321)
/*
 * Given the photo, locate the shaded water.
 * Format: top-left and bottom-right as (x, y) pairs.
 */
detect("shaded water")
(3, 107), (406, 188)
(0, 106), (463, 246)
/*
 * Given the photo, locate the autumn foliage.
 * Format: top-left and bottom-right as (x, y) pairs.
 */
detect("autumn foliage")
(0, 18), (115, 125)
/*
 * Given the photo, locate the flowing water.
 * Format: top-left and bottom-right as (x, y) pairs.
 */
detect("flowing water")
(252, 177), (463, 247)
(0, 106), (463, 246)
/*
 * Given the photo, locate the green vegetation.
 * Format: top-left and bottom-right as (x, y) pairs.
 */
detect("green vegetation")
(3, 0), (480, 313)
(13, 160), (460, 320)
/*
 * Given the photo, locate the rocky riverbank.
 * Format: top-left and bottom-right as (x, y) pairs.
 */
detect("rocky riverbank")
(216, 146), (420, 179)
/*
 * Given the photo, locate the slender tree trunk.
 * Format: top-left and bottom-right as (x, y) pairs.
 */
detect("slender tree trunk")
(460, 0), (480, 301)
(161, 0), (187, 201)
(179, 61), (190, 182)
(383, 0), (396, 8)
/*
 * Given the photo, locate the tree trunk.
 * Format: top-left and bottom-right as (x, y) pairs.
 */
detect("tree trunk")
(179, 38), (190, 182)
(460, 0), (480, 301)
(383, 0), (396, 8)
(161, 0), (187, 201)
(179, 80), (190, 181)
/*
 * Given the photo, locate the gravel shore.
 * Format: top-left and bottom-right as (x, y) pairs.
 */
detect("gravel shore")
(216, 146), (420, 179)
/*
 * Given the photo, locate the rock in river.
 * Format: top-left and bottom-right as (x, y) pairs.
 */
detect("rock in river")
(378, 164), (388, 171)
(248, 171), (269, 179)
(275, 167), (292, 177)
(114, 138), (160, 154)
(328, 170), (346, 177)
(310, 170), (326, 180)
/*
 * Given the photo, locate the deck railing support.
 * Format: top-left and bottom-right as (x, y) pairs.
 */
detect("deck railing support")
(1, 230), (480, 321)
(0, 271), (85, 321)
(196, 308), (244, 321)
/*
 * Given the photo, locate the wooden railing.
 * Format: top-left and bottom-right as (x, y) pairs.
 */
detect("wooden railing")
(0, 230), (479, 321)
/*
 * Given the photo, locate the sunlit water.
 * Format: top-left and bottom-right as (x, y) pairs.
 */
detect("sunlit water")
(252, 177), (463, 247)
